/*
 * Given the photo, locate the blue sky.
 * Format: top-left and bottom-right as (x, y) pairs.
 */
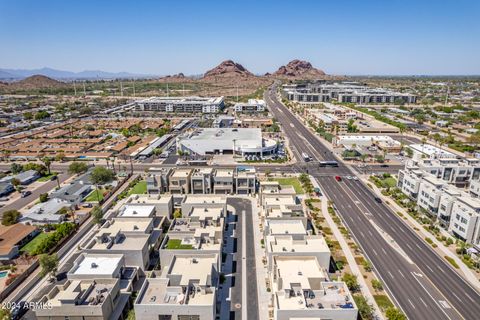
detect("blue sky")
(1, 0), (479, 75)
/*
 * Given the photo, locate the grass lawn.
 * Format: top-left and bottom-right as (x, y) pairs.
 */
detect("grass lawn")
(270, 177), (304, 194)
(38, 172), (58, 182)
(373, 294), (394, 311)
(85, 189), (105, 202)
(128, 180), (147, 195)
(20, 232), (49, 255)
(166, 239), (194, 250)
(382, 177), (397, 188)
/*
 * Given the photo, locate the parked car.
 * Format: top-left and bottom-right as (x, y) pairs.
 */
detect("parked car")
(0, 197), (9, 202)
(21, 191), (32, 198)
(374, 197), (382, 203)
(335, 176), (342, 182)
(50, 175), (58, 181)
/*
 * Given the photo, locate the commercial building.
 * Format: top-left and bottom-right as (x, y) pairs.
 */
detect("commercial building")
(234, 99), (266, 113)
(134, 254), (219, 320)
(135, 96), (224, 114)
(333, 135), (401, 152)
(176, 128), (277, 157)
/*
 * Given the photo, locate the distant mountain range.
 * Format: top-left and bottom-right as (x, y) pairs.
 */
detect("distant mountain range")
(0, 67), (154, 80)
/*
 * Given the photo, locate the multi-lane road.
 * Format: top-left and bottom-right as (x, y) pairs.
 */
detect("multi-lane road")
(265, 85), (480, 320)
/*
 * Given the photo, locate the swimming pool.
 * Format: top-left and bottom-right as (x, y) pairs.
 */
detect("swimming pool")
(0, 271), (8, 278)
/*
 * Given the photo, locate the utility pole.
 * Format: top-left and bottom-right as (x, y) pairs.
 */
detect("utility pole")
(133, 80), (136, 97)
(444, 85), (449, 106)
(167, 83), (169, 97)
(73, 81), (77, 96)
(120, 81), (124, 97)
(83, 82), (86, 96)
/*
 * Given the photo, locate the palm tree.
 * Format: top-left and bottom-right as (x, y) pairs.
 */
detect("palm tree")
(42, 156), (52, 175)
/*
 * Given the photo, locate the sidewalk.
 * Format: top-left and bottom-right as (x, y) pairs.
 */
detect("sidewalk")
(364, 176), (480, 291)
(311, 177), (384, 320)
(251, 196), (271, 320)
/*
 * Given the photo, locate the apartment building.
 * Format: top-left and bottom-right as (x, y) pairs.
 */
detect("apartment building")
(169, 168), (192, 194)
(134, 254), (219, 320)
(437, 186), (462, 227)
(448, 196), (480, 246)
(160, 215), (223, 269)
(190, 168), (214, 194)
(147, 168), (172, 194)
(271, 256), (357, 320)
(213, 168), (234, 194)
(417, 175), (445, 215)
(125, 194), (173, 218)
(181, 194), (227, 217)
(265, 235), (330, 271)
(35, 279), (129, 320)
(135, 96), (224, 114)
(265, 219), (310, 240)
(235, 166), (256, 194)
(397, 169), (424, 199)
(259, 181), (297, 206)
(81, 229), (151, 270)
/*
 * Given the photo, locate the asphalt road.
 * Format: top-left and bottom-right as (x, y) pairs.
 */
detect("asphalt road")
(265, 85), (480, 320)
(228, 198), (259, 320)
(0, 172), (71, 216)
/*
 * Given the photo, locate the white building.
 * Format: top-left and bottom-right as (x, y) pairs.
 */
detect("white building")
(177, 128), (277, 156)
(135, 96), (224, 114)
(448, 196), (480, 246)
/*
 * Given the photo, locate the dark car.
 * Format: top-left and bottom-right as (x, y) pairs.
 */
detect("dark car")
(374, 197), (382, 203)
(50, 175), (58, 181)
(380, 164), (389, 168)
(21, 191), (32, 198)
(11, 301), (29, 320)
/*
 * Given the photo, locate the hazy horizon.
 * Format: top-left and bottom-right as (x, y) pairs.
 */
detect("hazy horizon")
(1, 0), (479, 76)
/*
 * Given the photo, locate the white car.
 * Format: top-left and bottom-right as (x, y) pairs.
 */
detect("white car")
(353, 176), (359, 181)
(346, 176), (352, 180)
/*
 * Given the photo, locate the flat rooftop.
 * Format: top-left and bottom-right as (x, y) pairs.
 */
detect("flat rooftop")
(47, 279), (117, 307)
(90, 233), (149, 251)
(70, 254), (123, 276)
(171, 169), (192, 178)
(168, 255), (217, 286)
(264, 194), (297, 207)
(127, 194), (172, 204)
(268, 235), (329, 254)
(274, 256), (327, 290)
(267, 220), (307, 235)
(183, 194), (227, 204)
(118, 205), (155, 218)
(190, 207), (223, 220)
(100, 218), (153, 234)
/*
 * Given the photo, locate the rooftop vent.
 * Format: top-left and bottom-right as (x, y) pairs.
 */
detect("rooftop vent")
(91, 262), (98, 268)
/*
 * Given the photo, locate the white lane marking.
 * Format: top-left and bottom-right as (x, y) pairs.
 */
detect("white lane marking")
(436, 265), (446, 274)
(388, 271), (394, 279)
(382, 248), (387, 255)
(426, 265), (434, 272)
(405, 243), (413, 250)
(419, 297), (428, 307)
(439, 300), (451, 309)
(408, 299), (416, 309)
(464, 292), (475, 303)
(368, 230), (373, 236)
(372, 249), (378, 256)
(412, 272), (453, 318)
(398, 270), (406, 278)
(360, 231), (365, 237)
(451, 292), (461, 302)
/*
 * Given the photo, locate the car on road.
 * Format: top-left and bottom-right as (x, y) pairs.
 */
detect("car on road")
(353, 176), (359, 181)
(374, 197), (382, 203)
(335, 175), (342, 181)
(380, 164), (389, 168)
(346, 176), (352, 180)
(11, 301), (29, 320)
(21, 191), (32, 198)
(0, 197), (9, 202)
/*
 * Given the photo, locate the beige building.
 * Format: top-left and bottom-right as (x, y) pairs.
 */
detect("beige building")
(134, 254), (219, 320)
(169, 169), (193, 194)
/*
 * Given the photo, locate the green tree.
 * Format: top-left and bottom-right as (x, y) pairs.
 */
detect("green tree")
(386, 307), (407, 320)
(39, 253), (59, 278)
(55, 152), (66, 162)
(0, 307), (11, 320)
(39, 193), (49, 203)
(68, 161), (88, 174)
(91, 205), (104, 225)
(371, 279), (383, 291)
(342, 273), (360, 292)
(42, 156), (52, 175)
(10, 163), (23, 174)
(354, 295), (374, 320)
(173, 209), (182, 219)
(90, 166), (115, 202)
(23, 163), (47, 175)
(11, 178), (21, 192)
(34, 110), (50, 120)
(362, 259), (373, 272)
(23, 111), (33, 120)
(2, 210), (20, 226)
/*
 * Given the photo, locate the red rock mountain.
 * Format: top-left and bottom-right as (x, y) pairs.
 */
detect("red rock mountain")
(11, 75), (67, 89)
(273, 59), (326, 78)
(203, 60), (254, 78)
